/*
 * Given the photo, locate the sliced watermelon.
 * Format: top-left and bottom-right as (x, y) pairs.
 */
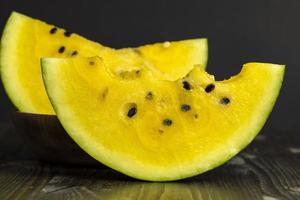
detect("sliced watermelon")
(41, 57), (284, 181)
(0, 12), (208, 114)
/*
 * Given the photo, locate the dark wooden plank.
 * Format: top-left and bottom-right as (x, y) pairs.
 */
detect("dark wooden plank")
(0, 128), (299, 199)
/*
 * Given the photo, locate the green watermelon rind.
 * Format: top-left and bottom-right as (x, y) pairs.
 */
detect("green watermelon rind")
(41, 58), (284, 181)
(183, 38), (208, 71)
(201, 64), (284, 176)
(190, 38), (208, 70)
(0, 12), (209, 113)
(0, 12), (32, 112)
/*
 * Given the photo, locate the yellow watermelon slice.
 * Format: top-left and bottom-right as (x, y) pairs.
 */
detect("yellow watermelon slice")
(0, 12), (208, 114)
(41, 57), (284, 181)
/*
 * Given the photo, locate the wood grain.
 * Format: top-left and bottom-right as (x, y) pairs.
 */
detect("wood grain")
(0, 123), (299, 199)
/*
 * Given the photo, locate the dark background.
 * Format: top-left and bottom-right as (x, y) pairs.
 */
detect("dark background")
(0, 2), (299, 198)
(0, 0), (297, 131)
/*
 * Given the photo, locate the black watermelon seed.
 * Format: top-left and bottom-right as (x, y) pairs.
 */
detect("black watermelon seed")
(220, 97), (230, 105)
(64, 31), (72, 37)
(50, 27), (57, 34)
(127, 107), (137, 118)
(194, 114), (199, 119)
(205, 84), (215, 93)
(182, 81), (191, 90)
(163, 118), (172, 126)
(58, 46), (65, 53)
(181, 104), (191, 112)
(71, 51), (78, 56)
(145, 91), (153, 100)
(89, 61), (95, 66)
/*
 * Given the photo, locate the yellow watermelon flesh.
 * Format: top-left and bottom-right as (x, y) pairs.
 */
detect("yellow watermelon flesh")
(41, 57), (284, 181)
(0, 12), (208, 114)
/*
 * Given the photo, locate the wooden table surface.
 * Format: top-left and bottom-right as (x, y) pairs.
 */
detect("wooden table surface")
(0, 122), (299, 200)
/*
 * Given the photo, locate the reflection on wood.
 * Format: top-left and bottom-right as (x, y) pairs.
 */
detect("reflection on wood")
(0, 124), (299, 199)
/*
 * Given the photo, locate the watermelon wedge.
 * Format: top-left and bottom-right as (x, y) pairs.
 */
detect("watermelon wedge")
(0, 12), (208, 114)
(41, 57), (284, 181)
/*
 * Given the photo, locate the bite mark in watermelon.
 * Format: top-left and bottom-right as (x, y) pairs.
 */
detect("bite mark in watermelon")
(41, 57), (284, 181)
